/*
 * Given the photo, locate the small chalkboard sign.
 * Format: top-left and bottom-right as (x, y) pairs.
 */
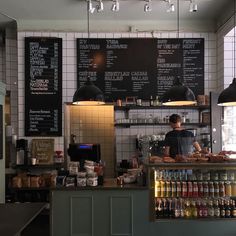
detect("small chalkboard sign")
(25, 37), (62, 136)
(0, 105), (2, 159)
(31, 139), (54, 165)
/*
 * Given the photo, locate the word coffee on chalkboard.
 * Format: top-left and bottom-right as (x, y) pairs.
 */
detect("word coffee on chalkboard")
(76, 38), (204, 101)
(25, 37), (62, 136)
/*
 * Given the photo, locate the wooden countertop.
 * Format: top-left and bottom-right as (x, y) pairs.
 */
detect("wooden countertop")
(52, 178), (148, 191)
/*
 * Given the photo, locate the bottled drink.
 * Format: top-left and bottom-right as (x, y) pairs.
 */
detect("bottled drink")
(187, 181), (193, 197)
(190, 201), (198, 218)
(209, 181), (214, 197)
(155, 180), (161, 197)
(192, 181), (199, 197)
(179, 199), (185, 218)
(176, 182), (181, 197)
(230, 200), (236, 218)
(156, 198), (163, 219)
(219, 181), (225, 197)
(225, 200), (231, 218)
(203, 181), (209, 197)
(214, 181), (219, 197)
(163, 199), (170, 218)
(208, 200), (215, 217)
(149, 95), (154, 106)
(184, 200), (192, 218)
(168, 199), (175, 218)
(182, 181), (188, 197)
(174, 199), (181, 218)
(197, 201), (203, 218)
(198, 182), (204, 197)
(220, 200), (226, 218)
(202, 201), (208, 217)
(171, 181), (177, 197)
(153, 96), (160, 106)
(213, 200), (220, 218)
(160, 180), (165, 197)
(225, 181), (232, 197)
(166, 181), (171, 197)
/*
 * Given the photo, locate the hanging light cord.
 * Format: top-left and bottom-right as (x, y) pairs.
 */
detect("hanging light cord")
(234, 0), (235, 78)
(177, 0), (179, 39)
(87, 1), (90, 39)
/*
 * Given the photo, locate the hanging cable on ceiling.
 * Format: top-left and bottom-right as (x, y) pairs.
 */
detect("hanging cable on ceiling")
(144, 0), (152, 12)
(161, 0), (196, 106)
(111, 0), (119, 12)
(72, 0), (105, 105)
(218, 0), (236, 106)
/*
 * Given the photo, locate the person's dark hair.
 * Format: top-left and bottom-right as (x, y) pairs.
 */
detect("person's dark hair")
(169, 114), (181, 123)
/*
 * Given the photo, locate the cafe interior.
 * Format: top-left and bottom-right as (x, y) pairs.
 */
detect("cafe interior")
(0, 0), (236, 235)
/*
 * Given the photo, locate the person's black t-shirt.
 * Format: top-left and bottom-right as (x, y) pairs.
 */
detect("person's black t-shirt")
(164, 129), (195, 158)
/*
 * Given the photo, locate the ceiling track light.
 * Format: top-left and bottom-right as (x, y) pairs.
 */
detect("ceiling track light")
(144, 0), (152, 12)
(111, 0), (119, 12)
(189, 0), (198, 12)
(88, 0), (95, 13)
(164, 0), (175, 13)
(97, 0), (104, 12)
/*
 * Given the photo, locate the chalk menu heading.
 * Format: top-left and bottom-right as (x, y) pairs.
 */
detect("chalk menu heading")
(77, 38), (204, 101)
(25, 37), (62, 136)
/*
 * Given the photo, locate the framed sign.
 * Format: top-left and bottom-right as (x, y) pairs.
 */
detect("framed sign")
(31, 139), (54, 165)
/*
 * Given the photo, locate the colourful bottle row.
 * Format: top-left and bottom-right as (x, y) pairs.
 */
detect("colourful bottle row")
(155, 198), (236, 219)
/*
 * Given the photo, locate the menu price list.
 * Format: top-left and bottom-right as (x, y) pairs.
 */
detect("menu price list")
(77, 38), (204, 101)
(25, 37), (62, 136)
(77, 38), (157, 101)
(157, 38), (204, 97)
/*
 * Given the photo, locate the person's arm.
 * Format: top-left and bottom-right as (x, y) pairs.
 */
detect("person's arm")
(193, 141), (202, 152)
(164, 146), (170, 156)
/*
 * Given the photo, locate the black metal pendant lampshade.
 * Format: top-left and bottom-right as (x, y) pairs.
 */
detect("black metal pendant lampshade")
(72, 77), (105, 105)
(161, 77), (197, 106)
(218, 78), (236, 106)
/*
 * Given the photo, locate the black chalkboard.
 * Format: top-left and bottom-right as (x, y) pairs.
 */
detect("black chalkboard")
(157, 38), (204, 97)
(0, 105), (2, 159)
(77, 38), (204, 101)
(25, 37), (62, 136)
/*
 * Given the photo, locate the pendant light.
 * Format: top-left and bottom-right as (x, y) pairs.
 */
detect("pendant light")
(218, 0), (236, 106)
(161, 0), (196, 106)
(72, 0), (105, 105)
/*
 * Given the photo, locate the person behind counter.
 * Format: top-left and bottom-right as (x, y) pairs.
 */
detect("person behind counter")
(164, 114), (202, 158)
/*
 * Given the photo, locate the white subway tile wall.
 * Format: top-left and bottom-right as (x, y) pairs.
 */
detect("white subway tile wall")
(68, 105), (115, 177)
(16, 31), (217, 165)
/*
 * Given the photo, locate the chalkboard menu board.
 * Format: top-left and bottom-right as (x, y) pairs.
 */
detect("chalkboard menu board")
(0, 105), (2, 159)
(77, 38), (204, 101)
(25, 37), (62, 136)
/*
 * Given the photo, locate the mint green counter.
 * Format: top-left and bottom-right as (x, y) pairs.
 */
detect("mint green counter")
(51, 179), (236, 236)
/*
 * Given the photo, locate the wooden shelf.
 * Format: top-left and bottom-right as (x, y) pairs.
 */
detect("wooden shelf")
(115, 122), (210, 127)
(12, 163), (63, 170)
(114, 105), (210, 111)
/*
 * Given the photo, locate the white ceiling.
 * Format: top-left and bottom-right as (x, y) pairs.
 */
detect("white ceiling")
(0, 0), (233, 31)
